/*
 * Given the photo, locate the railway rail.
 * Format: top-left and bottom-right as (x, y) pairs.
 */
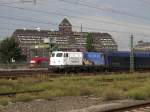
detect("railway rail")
(1, 69), (150, 112)
(109, 101), (150, 112)
(66, 100), (150, 112)
(0, 68), (50, 78)
(0, 68), (150, 79)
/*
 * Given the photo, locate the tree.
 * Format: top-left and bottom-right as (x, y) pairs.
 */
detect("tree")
(0, 38), (23, 63)
(85, 33), (94, 51)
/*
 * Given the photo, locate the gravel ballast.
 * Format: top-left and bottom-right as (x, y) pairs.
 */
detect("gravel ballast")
(0, 96), (102, 112)
(0, 96), (146, 112)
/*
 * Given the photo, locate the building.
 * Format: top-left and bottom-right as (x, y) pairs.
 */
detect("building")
(134, 40), (150, 51)
(91, 33), (117, 52)
(11, 18), (117, 60)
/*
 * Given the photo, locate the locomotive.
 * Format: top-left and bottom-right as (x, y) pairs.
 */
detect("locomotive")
(48, 51), (150, 72)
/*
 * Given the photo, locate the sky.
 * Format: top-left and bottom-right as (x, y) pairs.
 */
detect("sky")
(0, 0), (150, 50)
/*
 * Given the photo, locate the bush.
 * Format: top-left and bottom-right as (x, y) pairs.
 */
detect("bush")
(39, 89), (65, 99)
(0, 97), (10, 106)
(127, 90), (148, 100)
(102, 88), (124, 101)
(14, 94), (35, 102)
(78, 86), (97, 96)
(39, 91), (53, 100)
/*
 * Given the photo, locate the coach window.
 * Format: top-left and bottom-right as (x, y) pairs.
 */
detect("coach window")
(56, 53), (63, 57)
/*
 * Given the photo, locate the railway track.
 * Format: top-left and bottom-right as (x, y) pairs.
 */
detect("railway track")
(1, 69), (150, 112)
(0, 68), (50, 78)
(66, 101), (150, 112)
(0, 68), (150, 79)
(108, 101), (150, 112)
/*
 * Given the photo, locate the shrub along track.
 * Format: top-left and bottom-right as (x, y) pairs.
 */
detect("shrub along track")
(0, 69), (149, 98)
(0, 70), (150, 110)
(0, 90), (44, 97)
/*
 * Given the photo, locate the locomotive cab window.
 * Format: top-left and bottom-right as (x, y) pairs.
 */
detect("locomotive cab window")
(51, 53), (55, 57)
(56, 53), (63, 57)
(64, 53), (68, 57)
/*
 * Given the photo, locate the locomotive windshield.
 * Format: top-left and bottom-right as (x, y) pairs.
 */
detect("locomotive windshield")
(56, 53), (63, 57)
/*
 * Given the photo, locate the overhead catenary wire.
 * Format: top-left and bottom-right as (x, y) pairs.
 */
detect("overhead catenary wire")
(0, 15), (150, 37)
(0, 0), (21, 4)
(0, 0), (38, 4)
(136, 0), (150, 5)
(0, 27), (16, 31)
(0, 4), (150, 31)
(0, 15), (57, 26)
(39, 1), (150, 30)
(1, 0), (150, 28)
(0, 21), (46, 29)
(0, 1), (150, 37)
(59, 0), (150, 22)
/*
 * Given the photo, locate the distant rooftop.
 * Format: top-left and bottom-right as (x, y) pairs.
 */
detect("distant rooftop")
(59, 18), (72, 26)
(136, 40), (150, 47)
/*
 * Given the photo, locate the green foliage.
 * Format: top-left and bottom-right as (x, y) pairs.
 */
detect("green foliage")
(1, 73), (150, 103)
(0, 97), (10, 106)
(0, 37), (23, 63)
(85, 33), (94, 51)
(14, 94), (35, 102)
(126, 82), (150, 100)
(102, 87), (125, 101)
(127, 89), (148, 100)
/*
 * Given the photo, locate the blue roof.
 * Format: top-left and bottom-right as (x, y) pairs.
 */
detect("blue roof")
(106, 51), (130, 57)
(106, 51), (150, 57)
(135, 52), (150, 57)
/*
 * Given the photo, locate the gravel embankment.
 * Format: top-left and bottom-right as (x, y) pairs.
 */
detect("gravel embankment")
(0, 96), (102, 112)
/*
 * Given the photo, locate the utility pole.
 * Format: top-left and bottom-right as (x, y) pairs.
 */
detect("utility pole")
(81, 24), (82, 32)
(130, 35), (134, 73)
(80, 24), (82, 51)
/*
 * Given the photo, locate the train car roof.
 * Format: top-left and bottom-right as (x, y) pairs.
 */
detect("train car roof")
(105, 51), (130, 57)
(51, 51), (83, 54)
(105, 51), (150, 57)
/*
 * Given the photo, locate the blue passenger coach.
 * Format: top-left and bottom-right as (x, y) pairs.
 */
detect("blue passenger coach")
(105, 51), (150, 71)
(134, 52), (150, 70)
(105, 51), (130, 70)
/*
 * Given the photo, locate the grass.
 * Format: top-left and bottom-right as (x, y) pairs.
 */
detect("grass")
(0, 73), (150, 105)
(0, 97), (11, 106)
(101, 87), (125, 101)
(14, 94), (35, 102)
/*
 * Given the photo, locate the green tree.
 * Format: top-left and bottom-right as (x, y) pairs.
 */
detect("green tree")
(0, 38), (23, 63)
(85, 33), (94, 51)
